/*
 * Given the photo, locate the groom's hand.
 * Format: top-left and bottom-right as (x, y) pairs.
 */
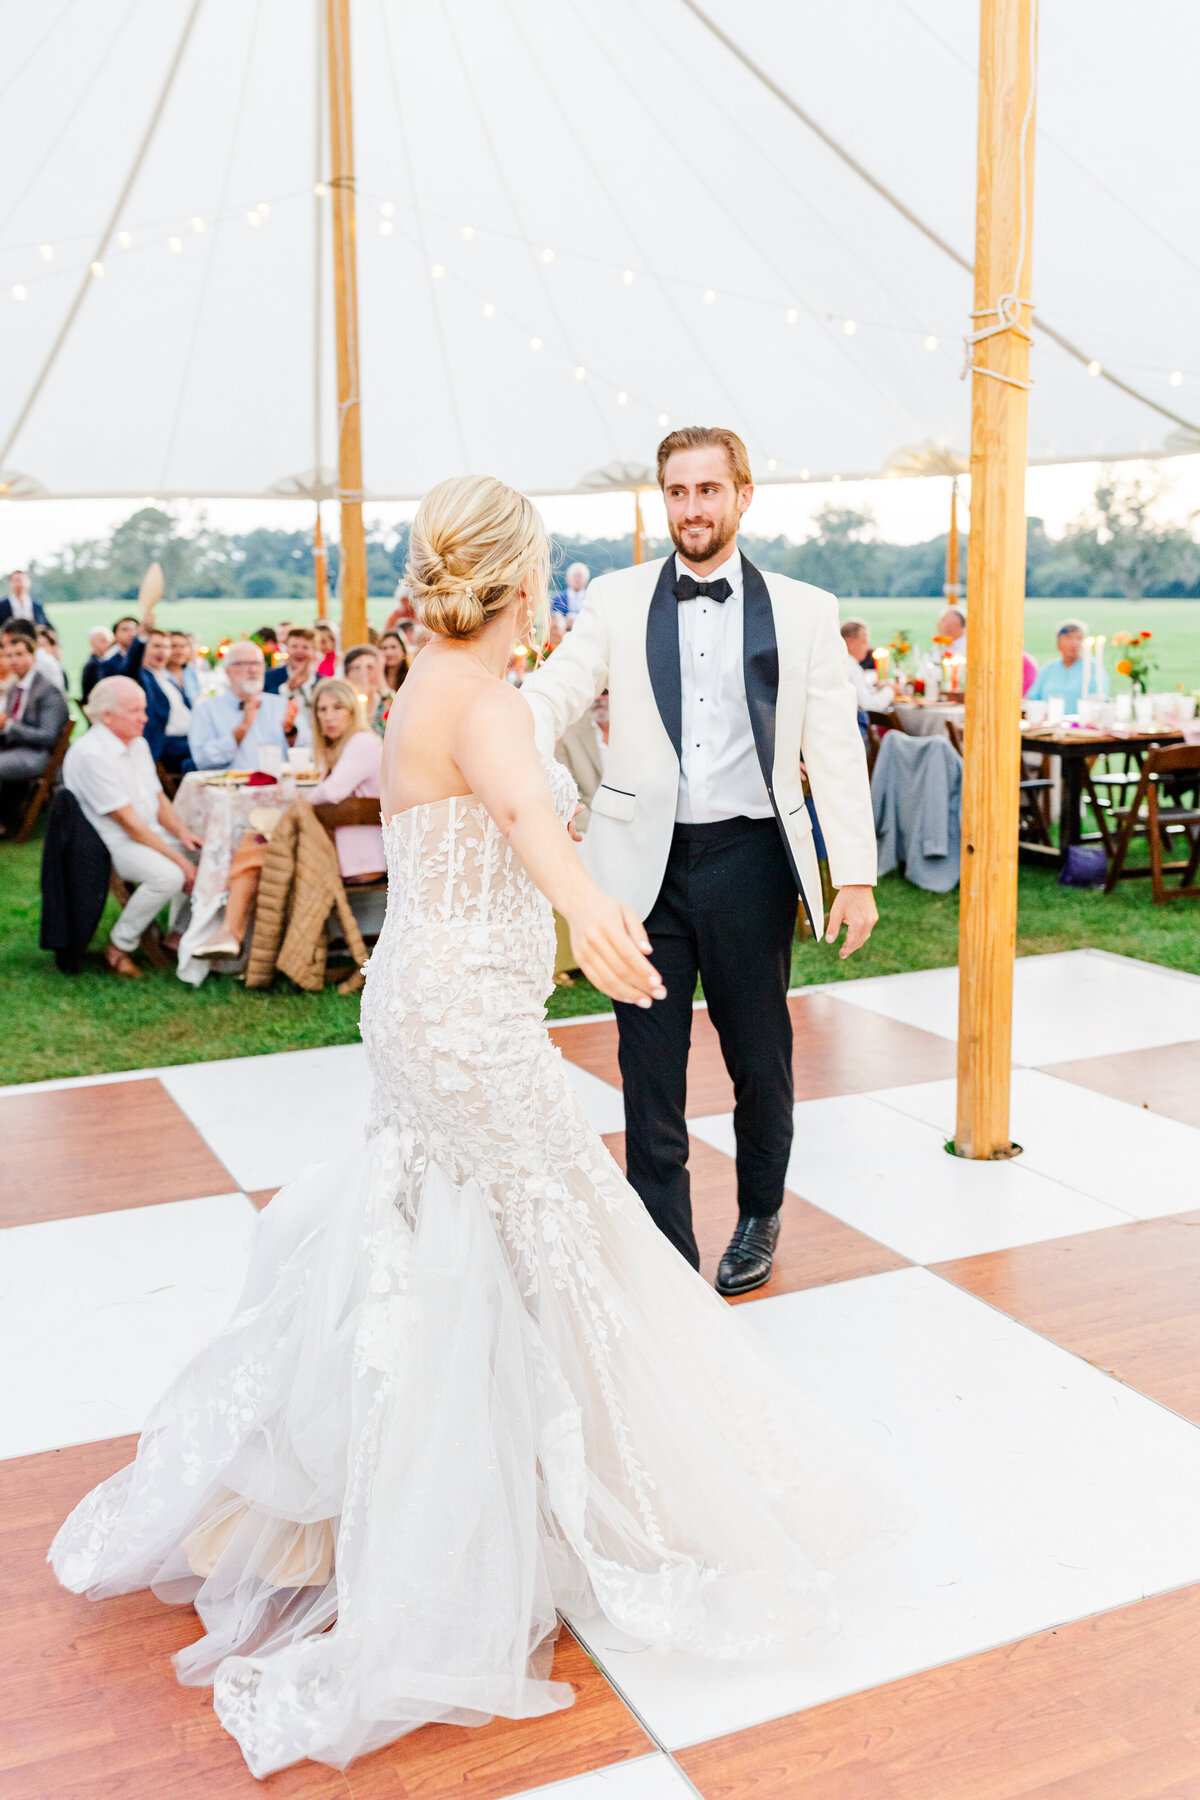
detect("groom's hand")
(825, 884), (877, 959)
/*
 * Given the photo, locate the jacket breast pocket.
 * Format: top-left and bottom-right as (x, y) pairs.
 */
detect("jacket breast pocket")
(590, 782), (637, 823)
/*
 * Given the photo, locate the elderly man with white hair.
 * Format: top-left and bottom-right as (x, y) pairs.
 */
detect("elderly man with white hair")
(553, 561), (590, 623)
(187, 638), (297, 771)
(63, 676), (202, 978)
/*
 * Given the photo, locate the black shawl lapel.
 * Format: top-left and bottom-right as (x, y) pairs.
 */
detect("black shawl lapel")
(645, 555), (682, 761)
(740, 552), (779, 800)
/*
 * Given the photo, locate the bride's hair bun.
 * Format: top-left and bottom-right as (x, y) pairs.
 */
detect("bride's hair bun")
(408, 474), (549, 643)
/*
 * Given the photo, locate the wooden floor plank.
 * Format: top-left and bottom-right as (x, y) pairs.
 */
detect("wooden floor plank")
(0, 1079), (236, 1228)
(602, 1131), (908, 1302)
(933, 1209), (1200, 1424)
(2, 1438), (651, 1799)
(553, 994), (956, 1118)
(1046, 1040), (1200, 1131)
(677, 1583), (1200, 1800)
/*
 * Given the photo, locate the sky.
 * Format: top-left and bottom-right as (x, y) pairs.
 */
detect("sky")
(3, 454), (1198, 574)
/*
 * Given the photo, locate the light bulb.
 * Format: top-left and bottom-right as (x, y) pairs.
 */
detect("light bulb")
(658, 411), (669, 426)
(925, 334), (938, 350)
(461, 224), (475, 241)
(430, 262), (445, 278)
(256, 202), (270, 218)
(767, 458), (777, 472)
(1170, 370), (1183, 387)
(118, 231), (132, 249)
(843, 319), (857, 335)
(616, 391), (628, 406)
(12, 284), (26, 300)
(831, 472), (842, 483)
(168, 236), (182, 253)
(530, 335), (542, 351)
(1087, 360), (1101, 377)
(575, 365), (587, 380)
(800, 467), (810, 480)
(785, 307), (798, 325)
(380, 200), (395, 218)
(90, 260), (104, 277)
(379, 220), (393, 236)
(482, 301), (496, 318)
(39, 244), (53, 262)
(143, 495), (157, 506)
(541, 247), (555, 263)
(246, 211), (260, 226)
(191, 216), (205, 233)
(702, 288), (715, 305)
(314, 181), (328, 197)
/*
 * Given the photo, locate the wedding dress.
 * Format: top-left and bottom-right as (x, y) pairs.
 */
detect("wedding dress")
(51, 757), (908, 1778)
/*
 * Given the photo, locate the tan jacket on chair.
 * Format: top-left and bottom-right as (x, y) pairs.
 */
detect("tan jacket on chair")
(245, 801), (369, 994)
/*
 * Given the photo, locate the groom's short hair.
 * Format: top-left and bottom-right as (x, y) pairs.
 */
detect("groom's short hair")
(656, 426), (752, 491)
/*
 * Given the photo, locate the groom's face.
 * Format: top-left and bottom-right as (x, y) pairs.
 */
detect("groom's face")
(662, 448), (753, 568)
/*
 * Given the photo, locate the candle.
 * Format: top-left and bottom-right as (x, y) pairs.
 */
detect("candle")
(873, 647), (889, 684)
(1082, 636), (1095, 700)
(1094, 636), (1106, 697)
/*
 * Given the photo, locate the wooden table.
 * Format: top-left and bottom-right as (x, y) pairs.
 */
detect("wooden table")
(1018, 726), (1184, 869)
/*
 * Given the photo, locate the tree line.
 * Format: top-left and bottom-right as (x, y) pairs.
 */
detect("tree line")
(28, 472), (1200, 605)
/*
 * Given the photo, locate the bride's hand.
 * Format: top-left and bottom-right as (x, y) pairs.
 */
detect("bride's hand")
(569, 896), (666, 1007)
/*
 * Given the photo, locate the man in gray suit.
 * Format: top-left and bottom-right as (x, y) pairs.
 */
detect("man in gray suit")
(0, 621), (70, 834)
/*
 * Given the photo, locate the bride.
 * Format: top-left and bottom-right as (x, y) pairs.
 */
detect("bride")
(51, 476), (908, 1778)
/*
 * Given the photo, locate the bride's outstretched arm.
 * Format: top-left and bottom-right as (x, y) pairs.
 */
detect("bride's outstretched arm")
(457, 683), (666, 1009)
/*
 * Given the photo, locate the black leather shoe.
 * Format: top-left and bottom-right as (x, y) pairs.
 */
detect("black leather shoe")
(716, 1212), (781, 1296)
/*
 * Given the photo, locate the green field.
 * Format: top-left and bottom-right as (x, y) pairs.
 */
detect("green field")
(42, 596), (1200, 698)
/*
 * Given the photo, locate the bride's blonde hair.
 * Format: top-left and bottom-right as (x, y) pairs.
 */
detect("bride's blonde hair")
(407, 474), (549, 644)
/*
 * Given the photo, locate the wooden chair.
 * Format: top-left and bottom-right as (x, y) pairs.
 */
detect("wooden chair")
(311, 796), (387, 974)
(14, 717), (74, 843)
(155, 760), (182, 800)
(945, 717), (1053, 845)
(864, 708), (906, 778)
(1103, 744), (1200, 903)
(107, 873), (172, 968)
(945, 718), (964, 756)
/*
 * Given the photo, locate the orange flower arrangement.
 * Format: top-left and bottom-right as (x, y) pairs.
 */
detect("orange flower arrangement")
(1110, 629), (1155, 694)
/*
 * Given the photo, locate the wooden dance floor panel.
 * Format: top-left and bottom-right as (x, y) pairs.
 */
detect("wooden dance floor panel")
(6, 951), (1200, 1797)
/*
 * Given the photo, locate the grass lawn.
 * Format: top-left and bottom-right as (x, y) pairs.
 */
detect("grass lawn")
(43, 597), (1200, 699)
(5, 826), (1198, 1087)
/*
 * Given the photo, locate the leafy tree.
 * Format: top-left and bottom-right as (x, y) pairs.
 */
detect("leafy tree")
(1057, 471), (1200, 600)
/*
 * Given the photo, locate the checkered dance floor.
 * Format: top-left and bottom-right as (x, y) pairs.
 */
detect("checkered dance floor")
(6, 948), (1200, 1798)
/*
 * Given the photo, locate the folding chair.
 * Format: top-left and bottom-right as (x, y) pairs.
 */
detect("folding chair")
(312, 796), (388, 978)
(14, 717), (74, 843)
(107, 873), (172, 968)
(1103, 744), (1200, 903)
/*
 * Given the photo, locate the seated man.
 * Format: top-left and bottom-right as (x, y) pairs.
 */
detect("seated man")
(62, 676), (202, 978)
(840, 617), (894, 712)
(188, 639), (297, 771)
(934, 604), (967, 656)
(128, 626), (193, 773)
(81, 627), (117, 703)
(1026, 618), (1105, 711)
(264, 624), (318, 742)
(0, 622), (70, 834)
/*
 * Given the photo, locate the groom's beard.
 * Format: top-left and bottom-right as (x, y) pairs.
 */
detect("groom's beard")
(668, 504), (739, 567)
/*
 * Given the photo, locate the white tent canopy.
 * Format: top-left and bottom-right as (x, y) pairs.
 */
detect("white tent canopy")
(2, 0), (1198, 502)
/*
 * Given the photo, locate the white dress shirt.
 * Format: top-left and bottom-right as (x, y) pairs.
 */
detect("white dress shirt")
(6, 593), (34, 622)
(150, 666), (192, 737)
(63, 722), (164, 854)
(35, 648), (66, 692)
(674, 547), (772, 824)
(845, 656), (894, 713)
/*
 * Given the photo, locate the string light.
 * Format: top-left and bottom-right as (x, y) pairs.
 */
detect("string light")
(461, 224), (475, 241)
(12, 285), (26, 301)
(702, 288), (716, 305)
(616, 391), (628, 405)
(380, 200), (395, 218)
(256, 202), (270, 218)
(831, 472), (842, 483)
(314, 181), (328, 197)
(529, 335), (542, 351)
(541, 247), (555, 263)
(800, 468), (810, 480)
(118, 231), (132, 249)
(39, 244), (53, 262)
(843, 319), (856, 335)
(1087, 360), (1102, 377)
(657, 411), (669, 426)
(1170, 370), (1183, 387)
(430, 262), (445, 278)
(379, 220), (393, 236)
(190, 216), (204, 233)
(246, 210), (260, 226)
(925, 334), (938, 350)
(622, 269), (635, 285)
(143, 495), (156, 506)
(767, 457), (777, 472)
(168, 236), (182, 253)
(575, 365), (587, 380)
(482, 300), (496, 317)
(785, 307), (798, 325)
(90, 261), (104, 277)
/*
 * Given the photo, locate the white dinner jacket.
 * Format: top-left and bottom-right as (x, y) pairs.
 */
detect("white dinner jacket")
(522, 551), (876, 929)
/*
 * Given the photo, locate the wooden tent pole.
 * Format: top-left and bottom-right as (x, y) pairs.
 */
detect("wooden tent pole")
(955, 0), (1038, 1159)
(325, 0), (367, 649)
(944, 478), (961, 600)
(633, 490), (645, 564)
(313, 509), (329, 618)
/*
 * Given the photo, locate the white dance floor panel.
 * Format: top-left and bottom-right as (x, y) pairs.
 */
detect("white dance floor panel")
(0, 1193), (258, 1460)
(525, 1757), (693, 1799)
(571, 1266), (1200, 1748)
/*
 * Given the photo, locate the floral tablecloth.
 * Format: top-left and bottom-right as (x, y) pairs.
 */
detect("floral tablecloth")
(173, 774), (296, 986)
(893, 700), (966, 739)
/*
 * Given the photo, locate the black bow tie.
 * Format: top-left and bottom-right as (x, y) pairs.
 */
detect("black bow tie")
(674, 574), (732, 604)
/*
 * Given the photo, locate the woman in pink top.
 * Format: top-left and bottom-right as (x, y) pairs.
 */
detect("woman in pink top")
(309, 679), (386, 878)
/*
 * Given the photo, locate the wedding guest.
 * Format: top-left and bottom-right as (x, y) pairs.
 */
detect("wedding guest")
(110, 616), (141, 660)
(379, 630), (409, 693)
(0, 569), (51, 629)
(0, 636), (13, 708)
(314, 621), (338, 677)
(194, 678), (383, 959)
(1022, 651), (1039, 696)
(840, 618), (894, 711)
(132, 627), (193, 772)
(62, 676), (201, 977)
(81, 627), (117, 703)
(1025, 619), (1104, 710)
(342, 643), (391, 734)
(552, 561), (590, 623)
(168, 630), (203, 702)
(264, 624), (318, 741)
(32, 621), (67, 692)
(0, 622), (70, 833)
(188, 640), (297, 771)
(934, 604), (967, 656)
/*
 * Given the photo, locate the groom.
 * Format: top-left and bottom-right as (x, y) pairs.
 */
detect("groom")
(522, 427), (877, 1294)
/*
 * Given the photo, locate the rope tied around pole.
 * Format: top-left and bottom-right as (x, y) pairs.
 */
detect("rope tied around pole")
(961, 293), (1036, 391)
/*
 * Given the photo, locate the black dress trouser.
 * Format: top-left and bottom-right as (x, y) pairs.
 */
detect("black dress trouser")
(613, 815), (799, 1268)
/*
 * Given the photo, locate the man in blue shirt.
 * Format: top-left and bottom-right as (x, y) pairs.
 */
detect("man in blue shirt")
(1026, 618), (1106, 711)
(188, 640), (297, 770)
